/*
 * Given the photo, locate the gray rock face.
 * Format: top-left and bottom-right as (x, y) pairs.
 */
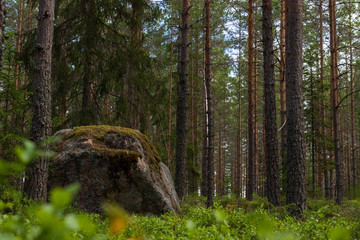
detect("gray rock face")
(48, 125), (180, 215)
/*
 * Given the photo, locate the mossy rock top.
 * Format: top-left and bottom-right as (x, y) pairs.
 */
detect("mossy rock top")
(55, 125), (161, 165)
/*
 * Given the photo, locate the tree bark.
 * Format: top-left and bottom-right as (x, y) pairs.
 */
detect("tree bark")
(205, 0), (214, 208)
(175, 0), (190, 201)
(167, 5), (174, 169)
(285, 0), (306, 217)
(235, 26), (242, 196)
(348, 0), (356, 198)
(319, 0), (329, 199)
(279, 0), (287, 186)
(24, 0), (54, 201)
(0, 0), (5, 68)
(329, 0), (344, 205)
(217, 116), (224, 196)
(262, 0), (280, 206)
(254, 30), (259, 194)
(126, 0), (144, 129)
(246, 0), (255, 201)
(81, 0), (95, 125)
(201, 76), (208, 197)
(15, 0), (24, 89)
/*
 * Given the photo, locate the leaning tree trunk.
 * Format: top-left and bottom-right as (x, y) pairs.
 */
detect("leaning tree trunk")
(24, 0), (54, 201)
(285, 0), (306, 217)
(262, 0), (280, 207)
(329, 0), (344, 205)
(175, 0), (190, 201)
(204, 0), (214, 208)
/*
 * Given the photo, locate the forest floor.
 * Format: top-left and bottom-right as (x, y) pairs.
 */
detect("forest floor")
(119, 195), (360, 240)
(1, 188), (360, 239)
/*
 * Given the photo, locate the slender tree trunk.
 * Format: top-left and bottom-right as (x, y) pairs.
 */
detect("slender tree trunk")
(254, 32), (259, 194)
(193, 32), (200, 194)
(126, 0), (144, 129)
(24, 0), (54, 201)
(0, 0), (5, 68)
(167, 6), (174, 169)
(188, 41), (197, 193)
(247, 0), (255, 201)
(175, 0), (190, 201)
(14, 0), (23, 90)
(217, 116), (223, 196)
(346, 80), (351, 194)
(104, 94), (110, 120)
(24, 0), (32, 89)
(262, 0), (280, 206)
(235, 31), (242, 197)
(310, 70), (316, 197)
(279, 0), (287, 186)
(205, 0), (214, 208)
(348, 0), (356, 198)
(329, 0), (344, 205)
(81, 0), (95, 125)
(201, 76), (208, 197)
(285, 0), (306, 217)
(319, 0), (329, 199)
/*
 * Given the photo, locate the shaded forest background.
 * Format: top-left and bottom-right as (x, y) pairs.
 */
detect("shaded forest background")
(1, 0), (360, 214)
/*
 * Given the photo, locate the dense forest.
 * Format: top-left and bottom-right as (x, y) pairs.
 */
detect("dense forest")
(1, 0), (360, 238)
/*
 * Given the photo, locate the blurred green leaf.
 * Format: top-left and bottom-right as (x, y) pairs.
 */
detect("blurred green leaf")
(50, 188), (72, 209)
(329, 227), (351, 240)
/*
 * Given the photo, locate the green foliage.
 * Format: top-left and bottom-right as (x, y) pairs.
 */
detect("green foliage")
(0, 141), (360, 239)
(114, 198), (359, 240)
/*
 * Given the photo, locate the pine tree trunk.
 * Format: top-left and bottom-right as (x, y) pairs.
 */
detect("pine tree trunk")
(262, 0), (280, 206)
(329, 0), (344, 205)
(0, 0), (5, 68)
(175, 0), (190, 201)
(15, 0), (24, 89)
(310, 68), (315, 197)
(126, 0), (144, 130)
(167, 5), (174, 169)
(201, 77), (208, 197)
(24, 0), (54, 201)
(234, 14), (243, 197)
(81, 0), (95, 125)
(24, 0), (33, 89)
(254, 31), (259, 194)
(217, 117), (223, 196)
(205, 0), (214, 208)
(246, 0), (255, 201)
(348, 0), (356, 198)
(279, 0), (287, 186)
(285, 0), (306, 217)
(319, 0), (329, 199)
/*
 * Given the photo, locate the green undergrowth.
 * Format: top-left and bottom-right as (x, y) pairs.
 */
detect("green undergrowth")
(119, 196), (360, 240)
(1, 140), (360, 239)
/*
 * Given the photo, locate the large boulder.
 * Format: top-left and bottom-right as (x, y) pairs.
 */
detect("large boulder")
(48, 125), (180, 215)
